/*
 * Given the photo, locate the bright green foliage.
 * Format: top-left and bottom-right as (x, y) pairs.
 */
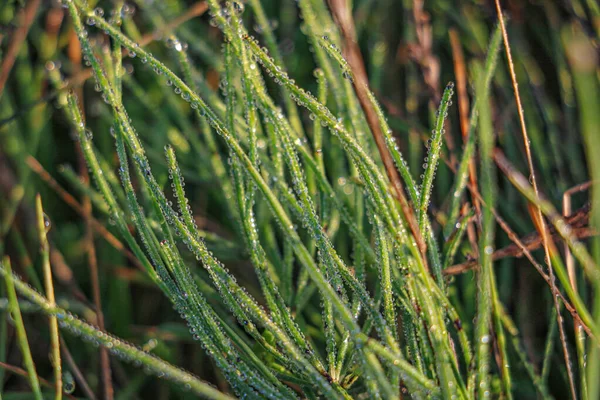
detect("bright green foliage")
(0, 0), (598, 399)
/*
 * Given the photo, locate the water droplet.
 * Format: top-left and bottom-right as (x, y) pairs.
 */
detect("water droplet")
(233, 1), (244, 15)
(43, 213), (52, 233)
(63, 371), (76, 394)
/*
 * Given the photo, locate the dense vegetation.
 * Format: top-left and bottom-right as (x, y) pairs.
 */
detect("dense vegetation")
(0, 0), (599, 398)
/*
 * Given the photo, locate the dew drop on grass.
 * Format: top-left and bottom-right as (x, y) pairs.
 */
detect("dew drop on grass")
(43, 213), (52, 233)
(233, 1), (245, 15)
(63, 371), (76, 394)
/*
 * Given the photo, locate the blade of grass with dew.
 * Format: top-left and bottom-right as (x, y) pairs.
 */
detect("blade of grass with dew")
(417, 81), (454, 285)
(223, 3), (376, 283)
(159, 239), (293, 399)
(418, 81), (454, 232)
(474, 57), (497, 399)
(245, 33), (403, 244)
(373, 213), (399, 388)
(36, 195), (62, 400)
(48, 88), (162, 291)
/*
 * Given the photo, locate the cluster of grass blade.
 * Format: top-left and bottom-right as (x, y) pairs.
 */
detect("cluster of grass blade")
(0, 0), (599, 399)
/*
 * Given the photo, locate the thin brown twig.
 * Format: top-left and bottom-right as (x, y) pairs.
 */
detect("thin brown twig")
(0, 0), (42, 98)
(448, 29), (469, 145)
(327, 0), (428, 268)
(445, 203), (595, 274)
(494, 2), (576, 397)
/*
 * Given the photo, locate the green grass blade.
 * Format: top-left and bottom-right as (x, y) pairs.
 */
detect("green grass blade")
(1, 258), (43, 400)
